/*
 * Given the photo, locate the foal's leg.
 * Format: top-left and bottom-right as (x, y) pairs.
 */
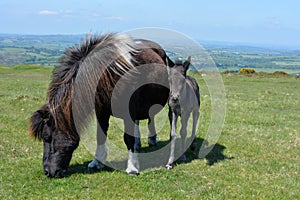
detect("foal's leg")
(148, 117), (157, 146)
(168, 108), (173, 141)
(190, 109), (199, 151)
(88, 113), (110, 171)
(179, 112), (190, 162)
(166, 111), (178, 169)
(124, 119), (140, 174)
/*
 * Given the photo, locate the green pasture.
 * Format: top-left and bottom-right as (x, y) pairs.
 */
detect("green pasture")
(0, 66), (299, 199)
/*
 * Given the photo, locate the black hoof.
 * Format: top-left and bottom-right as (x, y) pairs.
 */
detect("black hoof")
(148, 135), (157, 147)
(190, 140), (197, 151)
(87, 166), (102, 173)
(134, 144), (141, 151)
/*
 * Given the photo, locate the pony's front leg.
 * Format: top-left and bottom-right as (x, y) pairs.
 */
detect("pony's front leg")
(179, 112), (190, 162)
(88, 143), (107, 171)
(166, 111), (178, 169)
(134, 120), (141, 151)
(124, 119), (140, 175)
(88, 114), (109, 171)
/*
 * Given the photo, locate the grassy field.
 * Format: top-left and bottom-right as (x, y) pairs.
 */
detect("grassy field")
(0, 66), (299, 199)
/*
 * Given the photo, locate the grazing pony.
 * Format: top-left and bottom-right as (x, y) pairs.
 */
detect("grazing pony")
(29, 33), (173, 177)
(166, 56), (200, 169)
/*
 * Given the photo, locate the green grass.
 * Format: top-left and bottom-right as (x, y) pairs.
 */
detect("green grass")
(0, 66), (299, 199)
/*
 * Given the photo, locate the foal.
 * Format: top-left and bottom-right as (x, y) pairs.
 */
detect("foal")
(166, 56), (200, 169)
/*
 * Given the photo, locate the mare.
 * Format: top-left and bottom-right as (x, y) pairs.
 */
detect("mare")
(166, 56), (200, 169)
(29, 33), (173, 177)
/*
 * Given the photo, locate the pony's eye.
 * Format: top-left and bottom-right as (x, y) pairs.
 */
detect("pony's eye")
(43, 135), (52, 142)
(43, 127), (52, 142)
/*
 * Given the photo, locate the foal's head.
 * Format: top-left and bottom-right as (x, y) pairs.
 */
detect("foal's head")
(168, 56), (191, 114)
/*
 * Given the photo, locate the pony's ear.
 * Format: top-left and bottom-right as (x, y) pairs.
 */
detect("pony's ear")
(29, 104), (50, 140)
(183, 56), (191, 72)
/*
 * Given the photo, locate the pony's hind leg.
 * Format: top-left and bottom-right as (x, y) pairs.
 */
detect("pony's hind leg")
(147, 117), (157, 146)
(124, 120), (140, 175)
(190, 109), (199, 151)
(134, 120), (141, 151)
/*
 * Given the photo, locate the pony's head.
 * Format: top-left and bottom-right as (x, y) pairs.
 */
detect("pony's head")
(29, 104), (79, 178)
(168, 56), (191, 115)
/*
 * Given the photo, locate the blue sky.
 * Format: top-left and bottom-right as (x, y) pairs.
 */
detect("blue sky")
(1, 0), (300, 47)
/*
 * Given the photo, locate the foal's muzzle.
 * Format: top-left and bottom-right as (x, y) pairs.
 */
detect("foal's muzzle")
(170, 95), (179, 103)
(169, 96), (181, 115)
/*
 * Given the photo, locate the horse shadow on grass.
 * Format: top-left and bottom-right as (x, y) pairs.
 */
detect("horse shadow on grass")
(67, 137), (234, 176)
(185, 137), (234, 166)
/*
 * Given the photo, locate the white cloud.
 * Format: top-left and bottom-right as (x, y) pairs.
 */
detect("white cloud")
(38, 10), (58, 15)
(104, 16), (125, 21)
(268, 17), (281, 28)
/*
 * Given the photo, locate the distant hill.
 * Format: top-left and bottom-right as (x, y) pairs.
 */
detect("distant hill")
(0, 34), (299, 73)
(0, 34), (83, 66)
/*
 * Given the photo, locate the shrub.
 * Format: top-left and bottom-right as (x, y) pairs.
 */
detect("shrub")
(273, 71), (289, 76)
(222, 70), (237, 74)
(238, 68), (256, 75)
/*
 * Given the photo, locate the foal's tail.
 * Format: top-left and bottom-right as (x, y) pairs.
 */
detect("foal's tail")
(47, 33), (139, 138)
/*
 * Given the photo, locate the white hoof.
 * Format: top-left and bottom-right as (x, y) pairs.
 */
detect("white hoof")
(126, 151), (140, 175)
(88, 158), (104, 171)
(166, 164), (173, 170)
(126, 168), (139, 175)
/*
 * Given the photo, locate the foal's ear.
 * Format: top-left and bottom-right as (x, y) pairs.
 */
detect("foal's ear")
(165, 56), (175, 68)
(29, 104), (50, 140)
(183, 56), (191, 72)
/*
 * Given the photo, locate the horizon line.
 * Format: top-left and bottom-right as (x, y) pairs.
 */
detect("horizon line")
(0, 32), (300, 50)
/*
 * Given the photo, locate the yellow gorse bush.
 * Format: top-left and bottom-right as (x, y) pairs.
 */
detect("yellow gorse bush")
(238, 68), (256, 74)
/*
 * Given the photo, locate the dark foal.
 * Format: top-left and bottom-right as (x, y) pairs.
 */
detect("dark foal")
(166, 56), (200, 169)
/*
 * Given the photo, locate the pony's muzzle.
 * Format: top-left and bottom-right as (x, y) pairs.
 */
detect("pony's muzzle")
(44, 166), (67, 178)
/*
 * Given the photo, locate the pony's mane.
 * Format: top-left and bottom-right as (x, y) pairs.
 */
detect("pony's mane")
(47, 33), (139, 140)
(29, 104), (50, 140)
